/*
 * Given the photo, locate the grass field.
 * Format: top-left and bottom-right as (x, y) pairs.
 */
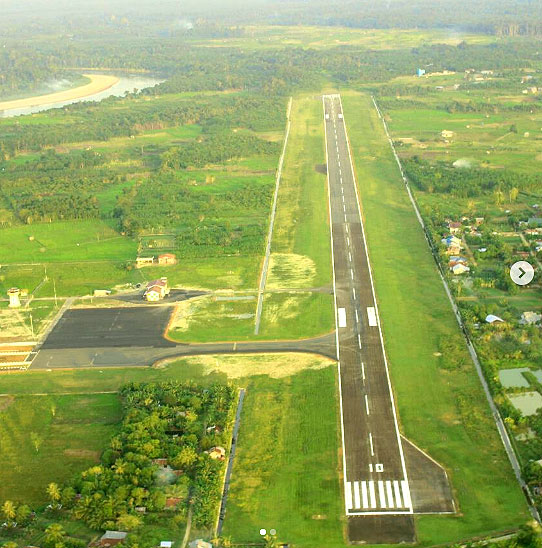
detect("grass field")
(341, 91), (531, 543)
(222, 366), (345, 547)
(0, 353), (344, 548)
(0, 392), (121, 506)
(168, 291), (334, 342)
(0, 220), (137, 264)
(267, 95), (332, 289)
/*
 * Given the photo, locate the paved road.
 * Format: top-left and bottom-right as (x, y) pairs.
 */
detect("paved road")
(323, 95), (414, 540)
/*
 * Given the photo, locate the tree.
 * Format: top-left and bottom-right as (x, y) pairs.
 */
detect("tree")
(44, 523), (66, 547)
(509, 187), (519, 203)
(2, 542), (19, 548)
(2, 500), (16, 521)
(47, 483), (61, 505)
(115, 513), (142, 531)
(30, 432), (43, 452)
(15, 504), (31, 525)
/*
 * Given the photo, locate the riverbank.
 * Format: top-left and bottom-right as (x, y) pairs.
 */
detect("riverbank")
(0, 74), (120, 111)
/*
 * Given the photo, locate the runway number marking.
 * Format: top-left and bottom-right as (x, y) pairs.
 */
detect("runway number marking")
(375, 463), (384, 472)
(338, 308), (347, 328)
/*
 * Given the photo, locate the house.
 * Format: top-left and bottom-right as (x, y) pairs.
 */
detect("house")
(99, 532), (128, 547)
(165, 497), (182, 509)
(479, 247), (488, 253)
(188, 541), (213, 548)
(451, 263), (470, 275)
(158, 253), (177, 266)
(144, 278), (170, 302)
(441, 130), (454, 139)
(447, 221), (462, 234)
(517, 251), (531, 259)
(528, 217), (542, 227)
(93, 289), (112, 297)
(475, 217), (484, 226)
(136, 256), (154, 268)
(448, 256), (468, 268)
(520, 311), (542, 325)
(485, 314), (504, 324)
(206, 446), (226, 460)
(152, 458), (168, 468)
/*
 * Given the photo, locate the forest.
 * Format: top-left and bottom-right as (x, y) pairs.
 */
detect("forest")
(0, 382), (237, 547)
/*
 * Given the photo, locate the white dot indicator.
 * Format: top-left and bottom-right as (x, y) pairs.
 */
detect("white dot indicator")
(259, 529), (266, 536)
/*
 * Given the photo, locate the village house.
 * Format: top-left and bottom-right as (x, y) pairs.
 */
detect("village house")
(188, 541), (213, 548)
(451, 263), (470, 275)
(158, 253), (177, 266)
(448, 256), (468, 268)
(442, 235), (462, 255)
(165, 497), (183, 509)
(520, 311), (542, 325)
(485, 314), (504, 324)
(136, 256), (154, 268)
(206, 446), (226, 460)
(447, 221), (462, 234)
(144, 278), (170, 302)
(98, 532), (128, 547)
(441, 129), (454, 140)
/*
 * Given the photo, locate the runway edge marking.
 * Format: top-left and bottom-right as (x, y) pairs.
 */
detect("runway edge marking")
(338, 94), (414, 514)
(322, 95), (349, 516)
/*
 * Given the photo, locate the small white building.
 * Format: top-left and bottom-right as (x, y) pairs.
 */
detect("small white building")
(520, 311), (542, 325)
(451, 263), (470, 275)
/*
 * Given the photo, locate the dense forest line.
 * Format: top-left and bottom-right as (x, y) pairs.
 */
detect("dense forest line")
(0, 94), (285, 156)
(5, 0), (542, 37)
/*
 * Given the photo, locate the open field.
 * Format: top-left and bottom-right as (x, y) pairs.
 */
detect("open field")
(341, 91), (530, 542)
(190, 26), (494, 50)
(267, 94), (332, 289)
(0, 392), (121, 505)
(167, 291), (334, 342)
(0, 353), (344, 548)
(222, 366), (345, 547)
(0, 74), (119, 111)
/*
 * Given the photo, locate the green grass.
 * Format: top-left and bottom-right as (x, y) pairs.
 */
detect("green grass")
(223, 366), (345, 547)
(0, 220), (137, 264)
(168, 292), (334, 342)
(0, 356), (343, 546)
(342, 91), (530, 544)
(0, 393), (121, 506)
(269, 95), (331, 288)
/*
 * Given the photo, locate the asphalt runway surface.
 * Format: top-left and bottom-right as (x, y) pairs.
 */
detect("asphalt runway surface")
(323, 94), (415, 542)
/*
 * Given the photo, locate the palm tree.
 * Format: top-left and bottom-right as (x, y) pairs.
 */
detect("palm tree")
(44, 523), (66, 547)
(47, 483), (61, 505)
(2, 500), (16, 521)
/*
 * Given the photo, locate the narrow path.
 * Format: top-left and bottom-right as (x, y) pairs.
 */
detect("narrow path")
(216, 388), (246, 536)
(254, 97), (293, 335)
(180, 503), (193, 548)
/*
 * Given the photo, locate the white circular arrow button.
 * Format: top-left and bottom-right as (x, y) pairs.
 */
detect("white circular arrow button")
(510, 261), (535, 286)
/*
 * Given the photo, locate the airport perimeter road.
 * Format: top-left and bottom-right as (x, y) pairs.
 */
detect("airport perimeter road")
(323, 95), (415, 541)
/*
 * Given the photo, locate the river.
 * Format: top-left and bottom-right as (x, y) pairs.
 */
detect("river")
(0, 74), (165, 118)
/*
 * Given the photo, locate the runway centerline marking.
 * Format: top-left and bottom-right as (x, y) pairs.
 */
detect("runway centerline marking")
(361, 361), (365, 380)
(365, 394), (370, 415)
(369, 432), (375, 456)
(352, 287), (356, 299)
(358, 334), (362, 349)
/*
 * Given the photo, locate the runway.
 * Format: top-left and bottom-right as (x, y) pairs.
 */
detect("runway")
(323, 94), (415, 541)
